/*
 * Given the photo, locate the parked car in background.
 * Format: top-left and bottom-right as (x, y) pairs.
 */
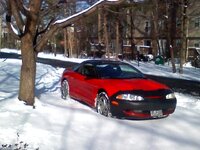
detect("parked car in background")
(188, 47), (200, 68)
(192, 55), (200, 68)
(61, 60), (177, 119)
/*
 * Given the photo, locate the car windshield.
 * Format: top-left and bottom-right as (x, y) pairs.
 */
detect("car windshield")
(96, 62), (144, 79)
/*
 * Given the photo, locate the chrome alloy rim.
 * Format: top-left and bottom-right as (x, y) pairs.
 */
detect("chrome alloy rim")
(61, 80), (69, 99)
(97, 94), (110, 116)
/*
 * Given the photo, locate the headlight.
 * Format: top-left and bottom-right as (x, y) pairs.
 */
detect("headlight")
(166, 93), (176, 99)
(116, 94), (144, 101)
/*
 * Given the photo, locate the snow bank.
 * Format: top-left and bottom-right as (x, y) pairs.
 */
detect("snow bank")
(0, 57), (200, 150)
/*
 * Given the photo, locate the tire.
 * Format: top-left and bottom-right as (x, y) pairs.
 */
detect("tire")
(61, 80), (69, 100)
(96, 92), (112, 117)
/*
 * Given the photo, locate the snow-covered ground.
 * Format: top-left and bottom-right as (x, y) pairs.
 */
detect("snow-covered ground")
(0, 49), (200, 150)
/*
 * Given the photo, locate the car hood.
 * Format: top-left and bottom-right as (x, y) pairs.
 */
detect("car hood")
(101, 78), (169, 94)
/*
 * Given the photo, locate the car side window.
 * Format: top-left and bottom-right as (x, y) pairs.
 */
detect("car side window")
(120, 64), (138, 73)
(75, 65), (83, 74)
(76, 63), (97, 77)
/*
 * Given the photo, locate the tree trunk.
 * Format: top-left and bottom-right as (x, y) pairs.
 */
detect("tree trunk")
(116, 18), (120, 56)
(130, 9), (135, 60)
(18, 34), (37, 106)
(98, 8), (102, 43)
(152, 0), (159, 56)
(64, 28), (68, 57)
(103, 10), (109, 58)
(179, 0), (188, 74)
(167, 0), (177, 73)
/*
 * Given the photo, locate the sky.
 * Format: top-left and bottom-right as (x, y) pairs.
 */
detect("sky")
(0, 48), (200, 150)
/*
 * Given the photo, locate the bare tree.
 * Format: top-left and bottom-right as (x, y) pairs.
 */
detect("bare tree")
(164, 0), (177, 73)
(179, 0), (189, 74)
(5, 0), (125, 106)
(98, 8), (103, 43)
(151, 0), (160, 56)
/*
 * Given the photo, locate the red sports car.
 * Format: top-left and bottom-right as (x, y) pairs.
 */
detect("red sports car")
(61, 60), (177, 119)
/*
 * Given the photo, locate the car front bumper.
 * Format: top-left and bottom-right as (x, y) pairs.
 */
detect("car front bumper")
(110, 99), (177, 119)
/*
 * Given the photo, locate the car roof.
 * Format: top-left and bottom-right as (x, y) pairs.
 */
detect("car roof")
(82, 59), (124, 65)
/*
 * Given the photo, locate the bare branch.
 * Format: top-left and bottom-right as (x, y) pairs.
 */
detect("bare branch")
(35, 0), (126, 52)
(16, 0), (29, 17)
(37, 19), (55, 36)
(27, 0), (42, 34)
(33, 18), (56, 45)
(9, 0), (25, 34)
(6, 19), (21, 39)
(5, 0), (20, 39)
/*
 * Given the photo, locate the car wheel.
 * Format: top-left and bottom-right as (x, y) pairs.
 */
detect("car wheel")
(96, 92), (112, 117)
(61, 80), (69, 100)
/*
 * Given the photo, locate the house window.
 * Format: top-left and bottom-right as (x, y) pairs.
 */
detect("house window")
(144, 40), (151, 46)
(194, 43), (199, 47)
(145, 21), (150, 33)
(194, 17), (200, 28)
(158, 20), (165, 30)
(176, 18), (181, 27)
(176, 40), (181, 47)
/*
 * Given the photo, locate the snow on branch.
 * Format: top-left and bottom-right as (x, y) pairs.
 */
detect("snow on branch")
(11, 24), (20, 35)
(35, 0), (125, 52)
(54, 0), (125, 25)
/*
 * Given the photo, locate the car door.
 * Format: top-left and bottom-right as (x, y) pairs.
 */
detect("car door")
(72, 63), (97, 105)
